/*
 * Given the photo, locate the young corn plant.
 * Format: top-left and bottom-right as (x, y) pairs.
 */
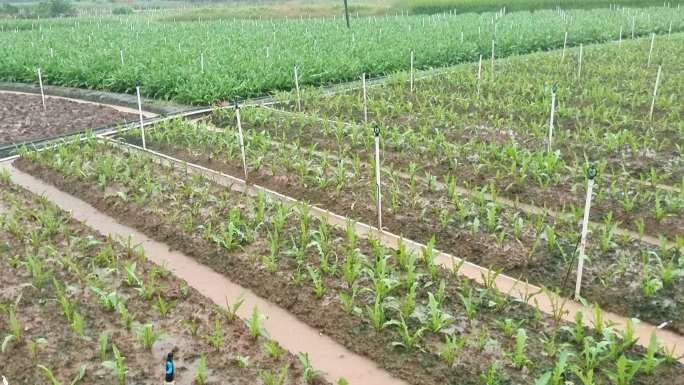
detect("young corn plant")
(260, 364), (290, 385)
(2, 308), (23, 352)
(102, 344), (127, 385)
(511, 328), (530, 369)
(223, 295), (245, 323)
(641, 331), (665, 375)
(195, 354), (209, 385)
(207, 318), (224, 351)
(385, 314), (426, 350)
(535, 350), (571, 385)
(425, 292), (454, 333)
(307, 266), (327, 299)
(135, 323), (165, 350)
(38, 364), (87, 385)
(264, 340), (286, 360)
(440, 334), (465, 367)
(602, 355), (641, 385)
(246, 307), (267, 339)
(298, 352), (321, 384)
(99, 331), (110, 361)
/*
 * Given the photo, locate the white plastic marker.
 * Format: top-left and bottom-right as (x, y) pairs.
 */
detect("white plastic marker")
(373, 126), (382, 231)
(668, 21), (672, 38)
(477, 54), (483, 96)
(577, 44), (583, 81)
(410, 50), (414, 94)
(561, 31), (568, 61)
(294, 65), (301, 112)
(362, 73), (368, 123)
(548, 85), (557, 153)
(49, 47), (54, 58)
(37, 68), (46, 111)
(136, 86), (146, 150)
(647, 33), (655, 67)
(235, 101), (248, 180)
(200, 52), (205, 73)
(491, 39), (495, 78)
(120, 49), (124, 66)
(575, 165), (597, 299)
(649, 65), (662, 121)
(631, 15), (635, 38)
(618, 26), (622, 46)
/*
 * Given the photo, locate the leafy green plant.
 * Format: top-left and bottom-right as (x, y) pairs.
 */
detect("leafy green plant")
(246, 306), (267, 339)
(298, 352), (321, 384)
(385, 314), (426, 350)
(38, 364), (87, 385)
(102, 344), (127, 385)
(135, 323), (165, 350)
(195, 354), (209, 385)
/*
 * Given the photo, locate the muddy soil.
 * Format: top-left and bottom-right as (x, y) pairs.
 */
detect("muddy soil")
(127, 133), (684, 336)
(0, 180), (325, 385)
(0, 93), (137, 145)
(14, 155), (684, 385)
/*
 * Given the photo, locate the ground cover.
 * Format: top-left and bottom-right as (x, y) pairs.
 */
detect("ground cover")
(0, 170), (327, 385)
(15, 136), (684, 385)
(0, 6), (682, 103)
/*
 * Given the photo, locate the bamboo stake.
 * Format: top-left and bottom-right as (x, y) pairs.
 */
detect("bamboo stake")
(37, 68), (46, 111)
(235, 101), (248, 180)
(576, 166), (597, 299)
(294, 65), (301, 112)
(647, 33), (655, 67)
(548, 85), (557, 153)
(136, 86), (146, 150)
(362, 73), (368, 123)
(410, 50), (414, 94)
(374, 126), (382, 231)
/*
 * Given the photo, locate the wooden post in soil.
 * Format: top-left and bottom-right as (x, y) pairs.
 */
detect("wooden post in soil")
(647, 33), (655, 67)
(235, 101), (248, 181)
(136, 85), (146, 150)
(548, 85), (557, 153)
(362, 73), (368, 123)
(294, 65), (301, 112)
(649, 65), (662, 121)
(374, 126), (382, 231)
(575, 165), (597, 300)
(37, 68), (46, 111)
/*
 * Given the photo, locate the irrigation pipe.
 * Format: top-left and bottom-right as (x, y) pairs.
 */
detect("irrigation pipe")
(102, 137), (684, 362)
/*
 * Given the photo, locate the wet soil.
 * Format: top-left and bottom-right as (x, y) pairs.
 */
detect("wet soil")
(127, 133), (684, 336)
(14, 153), (684, 385)
(0, 92), (137, 146)
(0, 180), (326, 385)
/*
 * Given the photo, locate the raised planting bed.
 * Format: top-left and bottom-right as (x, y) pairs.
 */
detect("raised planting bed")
(270, 34), (684, 240)
(14, 138), (684, 385)
(0, 173), (329, 385)
(119, 115), (684, 335)
(0, 92), (138, 147)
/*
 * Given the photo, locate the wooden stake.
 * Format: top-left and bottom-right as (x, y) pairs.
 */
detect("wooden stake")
(618, 26), (622, 46)
(491, 39), (495, 78)
(37, 68), (46, 111)
(136, 86), (146, 150)
(561, 31), (568, 61)
(649, 65), (662, 120)
(120, 49), (124, 65)
(477, 54), (483, 96)
(576, 167), (596, 299)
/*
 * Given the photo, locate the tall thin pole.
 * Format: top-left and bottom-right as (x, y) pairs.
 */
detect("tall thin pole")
(548, 85), (557, 153)
(136, 86), (146, 150)
(37, 68), (46, 111)
(410, 50), (414, 94)
(294, 65), (301, 112)
(235, 101), (248, 180)
(576, 166), (597, 299)
(647, 33), (655, 67)
(374, 126), (382, 231)
(649, 65), (662, 121)
(362, 73), (368, 123)
(343, 0), (350, 29)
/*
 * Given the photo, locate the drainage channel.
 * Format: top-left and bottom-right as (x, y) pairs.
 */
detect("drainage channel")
(2, 162), (408, 385)
(103, 138), (684, 363)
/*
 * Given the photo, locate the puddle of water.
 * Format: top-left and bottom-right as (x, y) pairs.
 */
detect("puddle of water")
(3, 162), (408, 385)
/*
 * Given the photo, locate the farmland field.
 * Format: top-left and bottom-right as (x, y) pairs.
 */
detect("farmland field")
(10, 135), (684, 385)
(0, 171), (327, 385)
(0, 6), (682, 103)
(2, 2), (684, 385)
(113, 34), (684, 335)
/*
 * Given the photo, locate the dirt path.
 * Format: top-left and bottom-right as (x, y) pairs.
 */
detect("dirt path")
(2, 161), (408, 385)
